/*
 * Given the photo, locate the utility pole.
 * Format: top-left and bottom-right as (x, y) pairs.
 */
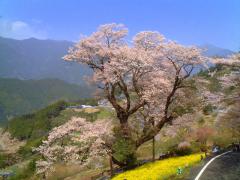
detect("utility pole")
(152, 119), (155, 162)
(109, 155), (113, 177)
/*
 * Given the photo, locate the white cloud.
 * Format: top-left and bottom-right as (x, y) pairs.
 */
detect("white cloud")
(0, 19), (47, 39)
(11, 21), (28, 31)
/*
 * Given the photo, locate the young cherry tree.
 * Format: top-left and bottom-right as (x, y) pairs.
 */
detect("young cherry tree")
(63, 23), (208, 165)
(34, 117), (112, 176)
(212, 53), (240, 67)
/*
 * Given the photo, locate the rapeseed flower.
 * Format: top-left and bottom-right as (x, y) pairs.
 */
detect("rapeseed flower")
(112, 153), (204, 180)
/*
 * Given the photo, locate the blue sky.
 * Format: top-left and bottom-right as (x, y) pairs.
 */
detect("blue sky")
(0, 0), (239, 51)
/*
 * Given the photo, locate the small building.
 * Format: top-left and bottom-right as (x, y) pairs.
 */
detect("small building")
(67, 105), (94, 109)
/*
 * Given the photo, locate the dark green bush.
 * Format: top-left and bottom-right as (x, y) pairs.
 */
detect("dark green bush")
(18, 137), (44, 157)
(112, 133), (137, 168)
(175, 146), (192, 156)
(0, 153), (7, 168)
(112, 128), (137, 168)
(175, 142), (192, 156)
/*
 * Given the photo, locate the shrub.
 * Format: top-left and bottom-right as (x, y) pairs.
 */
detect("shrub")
(112, 135), (137, 168)
(175, 141), (192, 156)
(112, 126), (137, 168)
(0, 153), (7, 168)
(18, 137), (44, 157)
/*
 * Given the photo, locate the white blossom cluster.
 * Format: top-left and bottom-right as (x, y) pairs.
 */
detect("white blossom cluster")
(34, 117), (112, 175)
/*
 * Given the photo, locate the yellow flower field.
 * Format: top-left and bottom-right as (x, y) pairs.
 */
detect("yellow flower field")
(112, 153), (204, 180)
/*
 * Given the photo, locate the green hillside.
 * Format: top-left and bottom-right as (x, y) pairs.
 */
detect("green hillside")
(7, 99), (99, 142)
(0, 78), (93, 124)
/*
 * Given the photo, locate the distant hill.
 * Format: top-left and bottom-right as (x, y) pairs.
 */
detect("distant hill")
(0, 36), (90, 85)
(199, 44), (235, 57)
(0, 78), (92, 124)
(0, 37), (235, 85)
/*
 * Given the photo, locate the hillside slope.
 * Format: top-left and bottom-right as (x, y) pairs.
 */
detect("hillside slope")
(0, 78), (92, 124)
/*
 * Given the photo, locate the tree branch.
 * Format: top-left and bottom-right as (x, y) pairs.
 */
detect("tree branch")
(129, 101), (146, 115)
(118, 76), (131, 111)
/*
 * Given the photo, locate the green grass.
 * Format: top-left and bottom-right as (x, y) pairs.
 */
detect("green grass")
(53, 107), (114, 123)
(97, 107), (114, 119)
(46, 162), (109, 180)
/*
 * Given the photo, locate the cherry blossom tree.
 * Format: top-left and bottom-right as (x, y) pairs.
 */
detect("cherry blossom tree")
(34, 117), (112, 176)
(195, 52), (240, 148)
(212, 53), (240, 67)
(199, 53), (240, 106)
(64, 23), (209, 165)
(217, 98), (240, 142)
(213, 54), (240, 142)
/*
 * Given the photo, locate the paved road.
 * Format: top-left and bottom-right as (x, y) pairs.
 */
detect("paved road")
(188, 152), (240, 180)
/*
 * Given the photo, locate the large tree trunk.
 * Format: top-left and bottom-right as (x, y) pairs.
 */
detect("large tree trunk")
(136, 117), (167, 148)
(117, 112), (130, 137)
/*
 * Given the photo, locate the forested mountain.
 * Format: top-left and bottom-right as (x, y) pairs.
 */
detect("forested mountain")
(199, 44), (235, 57)
(0, 78), (92, 124)
(0, 36), (234, 86)
(0, 36), (90, 85)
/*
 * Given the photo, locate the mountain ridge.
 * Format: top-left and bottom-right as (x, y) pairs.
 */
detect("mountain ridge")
(198, 43), (235, 57)
(0, 36), (235, 85)
(0, 36), (90, 85)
